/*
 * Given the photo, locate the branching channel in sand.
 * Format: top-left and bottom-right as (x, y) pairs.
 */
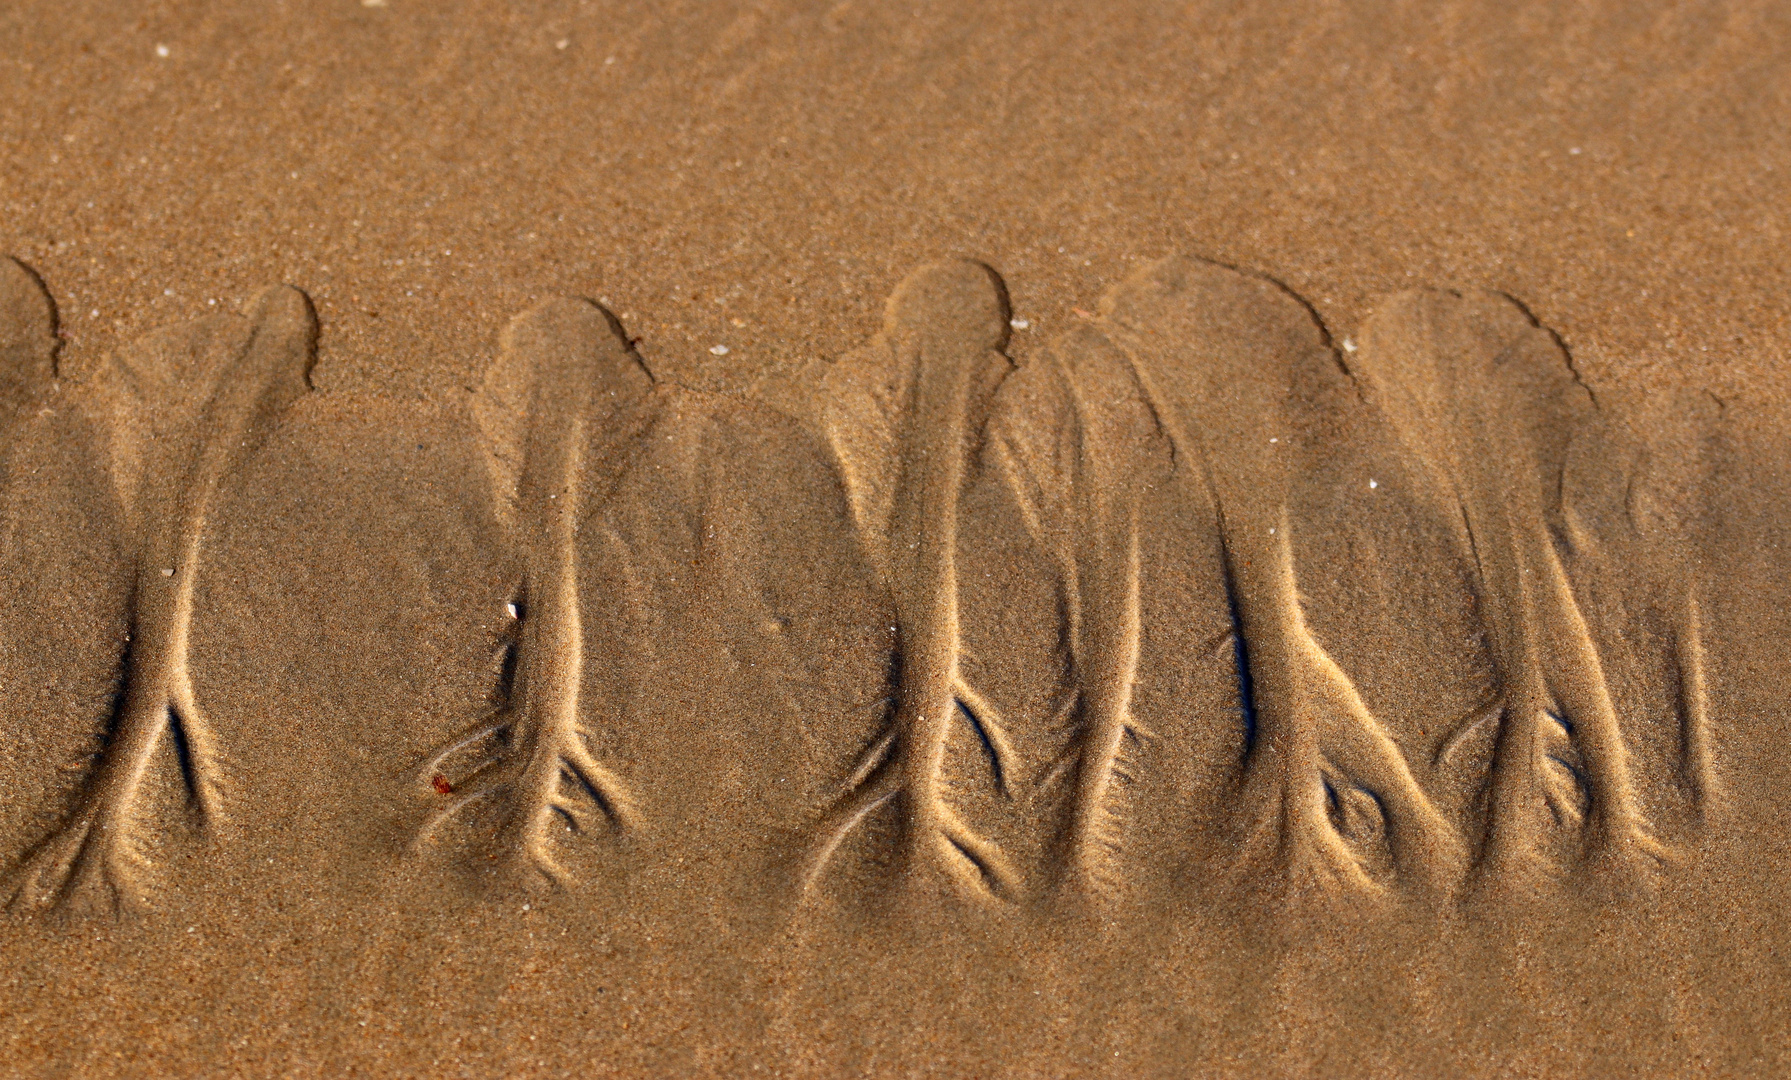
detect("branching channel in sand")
(0, 253), (1723, 918)
(799, 260), (1020, 903)
(1355, 289), (1667, 887)
(8, 276), (316, 914)
(988, 320), (1159, 900)
(413, 298), (652, 888)
(1561, 388), (1724, 823)
(1002, 258), (1468, 903)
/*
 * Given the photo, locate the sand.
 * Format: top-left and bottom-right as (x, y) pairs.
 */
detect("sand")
(1, 1), (1789, 1076)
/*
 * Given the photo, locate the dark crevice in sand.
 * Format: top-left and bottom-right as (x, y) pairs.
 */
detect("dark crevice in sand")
(1222, 547), (1260, 762)
(0, 257), (60, 385)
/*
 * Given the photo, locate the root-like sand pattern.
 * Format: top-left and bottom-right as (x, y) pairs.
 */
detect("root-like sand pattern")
(1356, 289), (1666, 888)
(1000, 258), (1466, 903)
(0, 255), (1724, 918)
(798, 260), (1021, 904)
(1562, 388), (1725, 821)
(411, 298), (651, 888)
(8, 281), (316, 914)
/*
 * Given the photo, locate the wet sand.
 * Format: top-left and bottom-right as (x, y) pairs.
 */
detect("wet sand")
(2, 2), (1790, 1076)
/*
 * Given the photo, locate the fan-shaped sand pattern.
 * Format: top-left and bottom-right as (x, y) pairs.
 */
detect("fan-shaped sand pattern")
(0, 256), (1722, 923)
(411, 297), (652, 889)
(986, 320), (1160, 901)
(1562, 388), (1724, 822)
(997, 258), (1467, 903)
(0, 253), (1747, 1080)
(1355, 289), (1666, 889)
(7, 283), (316, 914)
(798, 259), (1021, 905)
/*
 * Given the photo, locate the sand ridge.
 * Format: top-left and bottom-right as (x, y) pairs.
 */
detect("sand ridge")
(413, 297), (651, 890)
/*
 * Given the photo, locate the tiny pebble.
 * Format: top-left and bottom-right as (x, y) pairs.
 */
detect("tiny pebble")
(710, 344), (729, 355)
(1010, 318), (1029, 330)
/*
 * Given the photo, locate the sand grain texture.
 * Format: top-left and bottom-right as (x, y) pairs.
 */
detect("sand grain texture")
(3, 3), (1789, 1077)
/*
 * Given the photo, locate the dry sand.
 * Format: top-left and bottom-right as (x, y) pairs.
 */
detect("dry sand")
(2, 2), (1790, 1076)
